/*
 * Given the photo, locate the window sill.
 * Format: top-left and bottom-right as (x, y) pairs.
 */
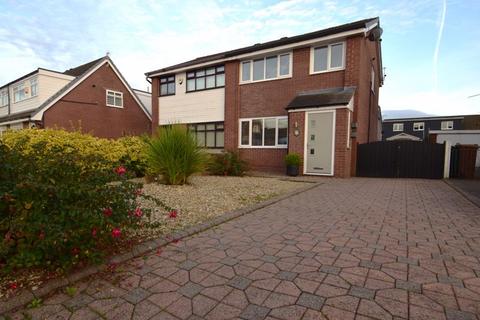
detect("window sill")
(238, 145), (288, 149)
(239, 75), (292, 85)
(107, 104), (124, 109)
(309, 67), (345, 75)
(159, 93), (176, 97)
(186, 86), (225, 93)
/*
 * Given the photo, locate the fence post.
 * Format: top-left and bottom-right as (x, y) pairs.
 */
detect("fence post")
(443, 141), (451, 179)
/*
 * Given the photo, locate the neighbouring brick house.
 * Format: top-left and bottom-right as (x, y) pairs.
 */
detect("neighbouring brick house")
(0, 56), (151, 138)
(146, 18), (384, 177)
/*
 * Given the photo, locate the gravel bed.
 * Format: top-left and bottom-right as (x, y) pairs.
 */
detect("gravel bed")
(137, 175), (311, 238)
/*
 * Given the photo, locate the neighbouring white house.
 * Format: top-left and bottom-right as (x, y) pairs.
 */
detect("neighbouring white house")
(431, 130), (480, 168)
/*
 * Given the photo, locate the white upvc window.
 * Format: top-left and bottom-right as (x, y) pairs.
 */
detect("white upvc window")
(310, 41), (345, 74)
(30, 78), (38, 97)
(441, 121), (453, 130)
(106, 90), (123, 108)
(13, 83), (25, 103)
(239, 116), (288, 148)
(12, 76), (38, 103)
(0, 90), (8, 107)
(413, 122), (424, 131)
(240, 52), (292, 84)
(393, 123), (404, 132)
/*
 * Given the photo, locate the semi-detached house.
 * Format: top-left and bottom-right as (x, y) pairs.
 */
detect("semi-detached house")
(0, 56), (151, 138)
(146, 18), (384, 177)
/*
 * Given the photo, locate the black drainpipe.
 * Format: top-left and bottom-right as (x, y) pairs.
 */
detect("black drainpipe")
(7, 85), (11, 115)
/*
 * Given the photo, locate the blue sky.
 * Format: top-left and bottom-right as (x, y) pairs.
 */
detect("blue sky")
(0, 0), (479, 115)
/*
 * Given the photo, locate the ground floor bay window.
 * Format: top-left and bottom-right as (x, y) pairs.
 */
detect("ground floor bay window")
(188, 122), (224, 148)
(239, 116), (288, 148)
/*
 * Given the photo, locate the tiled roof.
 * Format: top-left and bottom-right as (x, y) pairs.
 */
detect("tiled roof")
(146, 17), (379, 76)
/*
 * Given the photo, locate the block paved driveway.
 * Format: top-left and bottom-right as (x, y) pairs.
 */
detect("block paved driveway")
(9, 178), (480, 320)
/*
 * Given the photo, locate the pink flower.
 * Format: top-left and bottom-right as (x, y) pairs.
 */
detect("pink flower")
(168, 210), (178, 219)
(92, 228), (98, 238)
(111, 228), (122, 238)
(135, 189), (143, 196)
(115, 166), (127, 175)
(9, 282), (17, 290)
(134, 207), (143, 218)
(103, 207), (113, 217)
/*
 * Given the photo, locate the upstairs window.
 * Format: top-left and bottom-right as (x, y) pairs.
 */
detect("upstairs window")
(12, 76), (38, 103)
(106, 90), (123, 108)
(239, 117), (288, 148)
(393, 123), (404, 132)
(0, 90), (8, 107)
(413, 122), (424, 131)
(13, 83), (25, 102)
(186, 65), (225, 92)
(160, 75), (175, 96)
(441, 121), (453, 130)
(30, 78), (38, 97)
(241, 53), (291, 83)
(311, 42), (345, 73)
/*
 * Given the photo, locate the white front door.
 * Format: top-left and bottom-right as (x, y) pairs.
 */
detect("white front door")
(305, 111), (335, 175)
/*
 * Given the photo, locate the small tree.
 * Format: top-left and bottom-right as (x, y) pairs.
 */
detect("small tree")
(144, 125), (208, 185)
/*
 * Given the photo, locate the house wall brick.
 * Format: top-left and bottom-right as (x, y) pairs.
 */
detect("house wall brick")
(43, 63), (151, 138)
(151, 77), (160, 135)
(230, 46), (347, 171)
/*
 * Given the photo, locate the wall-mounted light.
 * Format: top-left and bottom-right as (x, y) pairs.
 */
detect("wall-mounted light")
(294, 121), (300, 136)
(178, 78), (184, 85)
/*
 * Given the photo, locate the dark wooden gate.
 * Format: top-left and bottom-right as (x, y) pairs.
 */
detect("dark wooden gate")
(450, 145), (478, 179)
(356, 141), (445, 179)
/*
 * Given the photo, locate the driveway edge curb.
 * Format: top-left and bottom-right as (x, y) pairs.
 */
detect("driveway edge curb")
(444, 179), (480, 208)
(0, 181), (321, 315)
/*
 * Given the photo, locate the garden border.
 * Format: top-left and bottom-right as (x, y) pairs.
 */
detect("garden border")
(0, 180), (321, 314)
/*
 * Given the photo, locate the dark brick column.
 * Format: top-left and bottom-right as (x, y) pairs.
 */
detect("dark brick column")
(151, 77), (159, 135)
(224, 61), (240, 152)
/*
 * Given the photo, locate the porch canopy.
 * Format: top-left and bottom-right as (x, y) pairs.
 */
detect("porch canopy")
(286, 87), (355, 110)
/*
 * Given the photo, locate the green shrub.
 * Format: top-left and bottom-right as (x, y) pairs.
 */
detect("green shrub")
(285, 153), (302, 166)
(0, 134), (167, 273)
(0, 129), (148, 177)
(144, 125), (208, 185)
(208, 152), (248, 176)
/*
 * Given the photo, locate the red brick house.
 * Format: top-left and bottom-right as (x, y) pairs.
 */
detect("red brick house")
(146, 18), (383, 177)
(0, 56), (151, 138)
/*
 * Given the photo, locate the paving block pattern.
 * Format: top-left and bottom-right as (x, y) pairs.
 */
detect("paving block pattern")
(6, 179), (480, 319)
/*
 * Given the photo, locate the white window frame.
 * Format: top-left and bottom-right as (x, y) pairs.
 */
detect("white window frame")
(239, 52), (292, 84)
(0, 90), (8, 107)
(239, 116), (288, 148)
(310, 41), (346, 74)
(106, 90), (123, 108)
(12, 76), (38, 103)
(413, 122), (424, 131)
(441, 121), (453, 130)
(393, 123), (404, 132)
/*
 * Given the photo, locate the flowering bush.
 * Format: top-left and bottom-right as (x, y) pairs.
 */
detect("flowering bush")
(0, 133), (168, 273)
(0, 128), (148, 177)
